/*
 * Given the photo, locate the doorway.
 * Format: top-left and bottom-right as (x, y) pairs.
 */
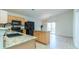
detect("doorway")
(47, 22), (56, 34)
(47, 22), (56, 48)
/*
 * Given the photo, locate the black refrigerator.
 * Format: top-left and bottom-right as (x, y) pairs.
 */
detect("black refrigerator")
(25, 21), (34, 36)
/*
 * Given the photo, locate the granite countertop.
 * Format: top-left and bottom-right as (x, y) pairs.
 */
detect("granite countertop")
(4, 32), (37, 48)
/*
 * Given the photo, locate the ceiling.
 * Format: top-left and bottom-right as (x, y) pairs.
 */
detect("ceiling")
(4, 9), (72, 20)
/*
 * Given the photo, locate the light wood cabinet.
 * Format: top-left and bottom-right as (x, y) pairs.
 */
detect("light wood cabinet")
(34, 31), (50, 45)
(8, 15), (27, 25)
(23, 29), (26, 34)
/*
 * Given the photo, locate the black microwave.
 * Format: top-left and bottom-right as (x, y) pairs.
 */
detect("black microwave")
(12, 20), (21, 25)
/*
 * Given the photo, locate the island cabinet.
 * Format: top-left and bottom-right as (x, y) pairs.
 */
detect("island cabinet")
(34, 31), (50, 45)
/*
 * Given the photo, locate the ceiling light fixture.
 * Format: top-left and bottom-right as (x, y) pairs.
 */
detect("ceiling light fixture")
(32, 9), (35, 11)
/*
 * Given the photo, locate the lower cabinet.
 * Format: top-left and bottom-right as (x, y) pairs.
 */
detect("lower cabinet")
(34, 31), (50, 45)
(22, 29), (26, 34)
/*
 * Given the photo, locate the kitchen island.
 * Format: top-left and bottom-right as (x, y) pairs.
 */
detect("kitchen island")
(4, 32), (37, 49)
(34, 30), (50, 45)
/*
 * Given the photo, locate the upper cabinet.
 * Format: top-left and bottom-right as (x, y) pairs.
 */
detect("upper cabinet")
(8, 15), (27, 25)
(0, 10), (8, 24)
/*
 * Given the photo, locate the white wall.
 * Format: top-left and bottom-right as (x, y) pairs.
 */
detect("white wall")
(42, 23), (47, 31)
(48, 10), (73, 37)
(34, 20), (42, 31)
(56, 11), (73, 37)
(31, 19), (43, 31)
(73, 9), (79, 48)
(35, 19), (48, 31)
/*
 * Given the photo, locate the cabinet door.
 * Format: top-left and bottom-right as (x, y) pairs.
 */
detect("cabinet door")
(36, 32), (50, 45)
(42, 32), (50, 44)
(8, 16), (11, 23)
(22, 29), (26, 34)
(8, 16), (13, 23)
(38, 32), (47, 44)
(34, 31), (39, 40)
(37, 32), (42, 42)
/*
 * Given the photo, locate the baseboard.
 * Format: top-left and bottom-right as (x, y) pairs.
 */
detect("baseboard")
(55, 34), (73, 38)
(57, 35), (73, 38)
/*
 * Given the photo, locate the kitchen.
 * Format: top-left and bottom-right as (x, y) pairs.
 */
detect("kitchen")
(0, 10), (50, 49)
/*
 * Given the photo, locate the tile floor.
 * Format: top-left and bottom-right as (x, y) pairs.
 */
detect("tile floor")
(36, 42), (49, 49)
(36, 34), (76, 49)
